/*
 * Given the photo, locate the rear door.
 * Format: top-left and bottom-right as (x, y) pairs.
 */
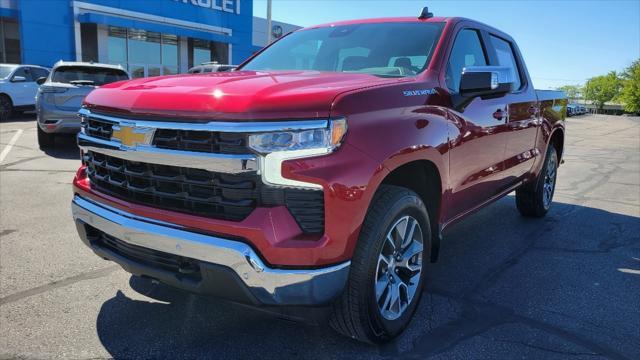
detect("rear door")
(445, 28), (511, 220)
(487, 34), (539, 180)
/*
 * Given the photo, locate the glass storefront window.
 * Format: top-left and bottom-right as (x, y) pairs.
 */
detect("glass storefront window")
(161, 34), (178, 75)
(107, 26), (127, 67)
(193, 39), (211, 66)
(105, 27), (228, 76)
(128, 29), (161, 66)
(1, 17), (21, 64)
(188, 39), (229, 68)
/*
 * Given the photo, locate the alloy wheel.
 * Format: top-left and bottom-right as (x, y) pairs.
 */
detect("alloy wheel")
(543, 153), (557, 209)
(374, 215), (424, 321)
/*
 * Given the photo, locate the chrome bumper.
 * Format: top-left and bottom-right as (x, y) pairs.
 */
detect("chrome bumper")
(71, 196), (349, 306)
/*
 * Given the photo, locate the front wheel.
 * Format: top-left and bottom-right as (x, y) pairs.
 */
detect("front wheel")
(516, 143), (558, 217)
(330, 185), (430, 343)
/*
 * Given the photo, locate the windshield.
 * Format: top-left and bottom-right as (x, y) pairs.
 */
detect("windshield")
(52, 66), (129, 86)
(241, 22), (444, 77)
(0, 65), (16, 79)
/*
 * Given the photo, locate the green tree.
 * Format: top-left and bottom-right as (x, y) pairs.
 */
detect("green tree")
(618, 60), (640, 113)
(557, 85), (582, 100)
(583, 71), (621, 111)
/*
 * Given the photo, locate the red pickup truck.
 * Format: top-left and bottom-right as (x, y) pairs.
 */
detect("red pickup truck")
(71, 10), (566, 343)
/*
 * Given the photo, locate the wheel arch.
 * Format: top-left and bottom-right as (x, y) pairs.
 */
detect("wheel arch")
(0, 92), (13, 105)
(549, 127), (565, 164)
(376, 159), (444, 262)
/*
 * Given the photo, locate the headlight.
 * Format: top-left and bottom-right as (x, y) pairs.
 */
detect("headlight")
(249, 118), (347, 190)
(248, 118), (347, 154)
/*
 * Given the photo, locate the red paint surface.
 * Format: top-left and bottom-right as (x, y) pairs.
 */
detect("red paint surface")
(76, 17), (565, 267)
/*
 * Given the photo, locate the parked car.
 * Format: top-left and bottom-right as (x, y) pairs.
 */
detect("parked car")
(0, 64), (50, 121)
(36, 61), (129, 149)
(71, 9), (566, 343)
(188, 62), (236, 73)
(567, 105), (575, 117)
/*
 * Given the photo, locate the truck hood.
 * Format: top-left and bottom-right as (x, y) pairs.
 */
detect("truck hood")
(83, 70), (409, 121)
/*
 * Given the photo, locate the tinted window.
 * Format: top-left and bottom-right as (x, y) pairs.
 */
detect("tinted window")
(242, 22), (444, 78)
(52, 67), (129, 86)
(0, 65), (16, 79)
(30, 67), (49, 81)
(446, 29), (487, 92)
(490, 35), (522, 90)
(12, 67), (33, 81)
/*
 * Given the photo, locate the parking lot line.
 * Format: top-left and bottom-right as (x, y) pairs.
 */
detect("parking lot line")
(0, 129), (24, 164)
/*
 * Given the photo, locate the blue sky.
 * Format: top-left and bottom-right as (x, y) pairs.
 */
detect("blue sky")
(253, 0), (640, 89)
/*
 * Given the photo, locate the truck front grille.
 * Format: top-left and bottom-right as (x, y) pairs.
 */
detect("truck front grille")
(84, 151), (325, 233)
(153, 129), (249, 154)
(85, 118), (114, 140)
(85, 151), (257, 221)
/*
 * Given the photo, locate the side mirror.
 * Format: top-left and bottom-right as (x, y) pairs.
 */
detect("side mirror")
(453, 66), (514, 111)
(36, 77), (47, 85)
(11, 75), (26, 83)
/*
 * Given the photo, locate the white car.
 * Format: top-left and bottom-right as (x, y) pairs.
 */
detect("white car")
(0, 64), (50, 121)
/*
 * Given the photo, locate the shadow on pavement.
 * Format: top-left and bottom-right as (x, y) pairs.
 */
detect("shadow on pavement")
(6, 111), (37, 123)
(43, 134), (80, 160)
(95, 198), (640, 359)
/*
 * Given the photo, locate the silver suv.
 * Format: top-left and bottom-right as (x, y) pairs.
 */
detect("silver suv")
(36, 61), (129, 149)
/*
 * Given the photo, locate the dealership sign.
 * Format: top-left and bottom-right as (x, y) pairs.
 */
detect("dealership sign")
(174, 0), (241, 15)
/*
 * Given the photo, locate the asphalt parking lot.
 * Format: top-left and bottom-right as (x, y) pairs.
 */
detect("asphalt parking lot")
(0, 113), (639, 359)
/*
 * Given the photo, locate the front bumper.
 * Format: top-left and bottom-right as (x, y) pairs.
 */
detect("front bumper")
(72, 195), (350, 306)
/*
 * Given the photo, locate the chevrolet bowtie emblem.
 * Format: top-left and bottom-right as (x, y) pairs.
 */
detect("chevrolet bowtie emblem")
(111, 123), (155, 148)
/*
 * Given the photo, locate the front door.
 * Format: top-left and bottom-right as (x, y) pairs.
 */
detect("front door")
(444, 28), (510, 221)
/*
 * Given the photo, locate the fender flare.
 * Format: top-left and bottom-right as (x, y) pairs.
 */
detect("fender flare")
(360, 146), (448, 262)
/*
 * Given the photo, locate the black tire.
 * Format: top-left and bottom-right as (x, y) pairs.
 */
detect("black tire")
(516, 143), (558, 217)
(37, 125), (55, 150)
(330, 185), (431, 343)
(0, 95), (12, 122)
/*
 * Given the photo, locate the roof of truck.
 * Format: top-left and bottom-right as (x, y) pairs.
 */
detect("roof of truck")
(306, 16), (451, 30)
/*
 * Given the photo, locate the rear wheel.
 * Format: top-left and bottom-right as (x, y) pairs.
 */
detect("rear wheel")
(516, 143), (558, 217)
(37, 125), (55, 150)
(330, 185), (430, 343)
(0, 95), (12, 121)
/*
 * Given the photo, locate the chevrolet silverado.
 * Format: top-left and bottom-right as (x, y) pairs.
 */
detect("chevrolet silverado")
(71, 9), (566, 343)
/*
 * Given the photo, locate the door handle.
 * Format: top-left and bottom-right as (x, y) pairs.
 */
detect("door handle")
(493, 109), (505, 121)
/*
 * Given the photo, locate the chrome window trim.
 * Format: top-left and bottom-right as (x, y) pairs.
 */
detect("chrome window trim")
(72, 195), (349, 305)
(79, 107), (329, 133)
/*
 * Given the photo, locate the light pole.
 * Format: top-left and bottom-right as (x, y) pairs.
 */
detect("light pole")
(267, 0), (272, 44)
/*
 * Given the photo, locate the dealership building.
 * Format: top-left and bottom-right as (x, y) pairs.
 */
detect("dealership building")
(0, 0), (299, 76)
